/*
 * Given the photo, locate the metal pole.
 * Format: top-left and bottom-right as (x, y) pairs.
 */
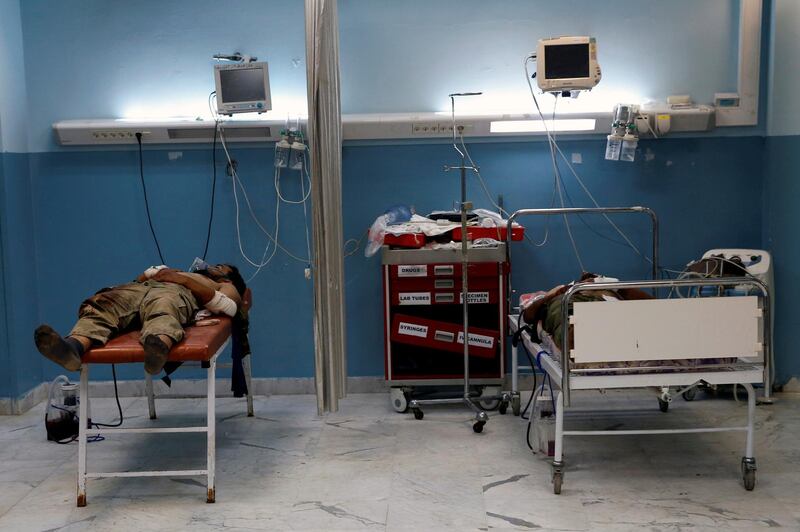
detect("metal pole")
(505, 206), (660, 313)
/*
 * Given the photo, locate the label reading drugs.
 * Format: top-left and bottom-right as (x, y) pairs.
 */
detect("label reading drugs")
(398, 292), (431, 305)
(459, 291), (490, 304)
(398, 265), (428, 277)
(457, 331), (495, 349)
(398, 322), (428, 338)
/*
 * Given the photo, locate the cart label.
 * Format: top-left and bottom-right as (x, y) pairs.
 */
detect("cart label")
(398, 322), (429, 338)
(398, 292), (431, 305)
(459, 291), (490, 304)
(457, 331), (495, 349)
(398, 265), (428, 277)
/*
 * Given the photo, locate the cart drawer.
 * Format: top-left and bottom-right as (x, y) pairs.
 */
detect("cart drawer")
(390, 314), (499, 359)
(390, 262), (498, 280)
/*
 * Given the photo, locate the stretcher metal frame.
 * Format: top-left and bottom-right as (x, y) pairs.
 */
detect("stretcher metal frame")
(504, 206), (769, 493)
(77, 338), (231, 507)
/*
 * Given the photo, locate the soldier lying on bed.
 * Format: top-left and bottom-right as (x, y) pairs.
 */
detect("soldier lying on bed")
(34, 264), (246, 375)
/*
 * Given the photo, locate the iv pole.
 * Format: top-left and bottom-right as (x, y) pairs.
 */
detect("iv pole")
(407, 92), (510, 433)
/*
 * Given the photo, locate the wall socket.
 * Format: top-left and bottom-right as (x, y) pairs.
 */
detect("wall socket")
(90, 130), (150, 140)
(411, 123), (474, 136)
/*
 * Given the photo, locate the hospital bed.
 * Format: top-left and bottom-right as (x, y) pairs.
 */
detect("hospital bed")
(504, 208), (769, 494)
(75, 289), (254, 506)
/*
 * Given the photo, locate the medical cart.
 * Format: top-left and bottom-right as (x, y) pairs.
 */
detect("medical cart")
(381, 244), (509, 415)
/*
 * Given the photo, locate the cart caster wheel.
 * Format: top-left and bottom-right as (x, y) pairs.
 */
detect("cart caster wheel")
(473, 421), (485, 433)
(511, 395), (521, 416)
(552, 471), (563, 494)
(412, 408), (424, 420)
(658, 398), (669, 413)
(390, 388), (409, 413)
(478, 386), (501, 410)
(499, 401), (508, 415)
(742, 458), (756, 491)
(682, 387), (697, 401)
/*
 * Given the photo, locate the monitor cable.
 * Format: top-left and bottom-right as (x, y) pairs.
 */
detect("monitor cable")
(136, 132), (165, 264)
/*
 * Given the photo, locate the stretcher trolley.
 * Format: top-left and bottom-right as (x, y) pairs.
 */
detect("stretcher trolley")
(504, 207), (769, 494)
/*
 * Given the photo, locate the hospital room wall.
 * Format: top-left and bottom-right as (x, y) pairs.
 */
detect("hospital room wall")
(0, 0), (783, 397)
(0, 0), (42, 400)
(764, 0), (800, 384)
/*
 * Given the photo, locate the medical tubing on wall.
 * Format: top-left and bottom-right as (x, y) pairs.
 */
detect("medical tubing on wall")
(217, 125), (310, 265)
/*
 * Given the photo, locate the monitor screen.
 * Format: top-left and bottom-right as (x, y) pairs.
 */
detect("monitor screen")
(219, 67), (267, 103)
(544, 43), (590, 80)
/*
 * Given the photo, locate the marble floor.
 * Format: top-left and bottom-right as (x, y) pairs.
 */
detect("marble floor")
(0, 389), (798, 531)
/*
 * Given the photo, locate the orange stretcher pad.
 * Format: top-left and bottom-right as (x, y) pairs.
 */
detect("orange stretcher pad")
(82, 317), (233, 364)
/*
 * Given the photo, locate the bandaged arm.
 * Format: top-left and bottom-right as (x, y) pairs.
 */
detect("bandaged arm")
(204, 290), (238, 317)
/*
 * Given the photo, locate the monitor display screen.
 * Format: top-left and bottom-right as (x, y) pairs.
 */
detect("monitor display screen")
(544, 43), (590, 80)
(219, 68), (266, 103)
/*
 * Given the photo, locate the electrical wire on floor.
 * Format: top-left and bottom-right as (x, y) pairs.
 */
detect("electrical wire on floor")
(136, 132), (165, 264)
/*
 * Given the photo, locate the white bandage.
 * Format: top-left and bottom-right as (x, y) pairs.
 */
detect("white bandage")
(204, 291), (237, 317)
(144, 265), (168, 279)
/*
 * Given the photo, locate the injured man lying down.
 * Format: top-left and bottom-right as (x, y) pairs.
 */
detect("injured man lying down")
(34, 264), (246, 375)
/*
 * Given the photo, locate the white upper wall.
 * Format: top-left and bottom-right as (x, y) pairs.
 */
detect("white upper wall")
(768, 0), (800, 136)
(0, 0), (29, 153)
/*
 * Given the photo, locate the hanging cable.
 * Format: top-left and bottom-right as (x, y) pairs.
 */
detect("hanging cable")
(218, 124), (310, 265)
(202, 102), (219, 261)
(136, 132), (165, 264)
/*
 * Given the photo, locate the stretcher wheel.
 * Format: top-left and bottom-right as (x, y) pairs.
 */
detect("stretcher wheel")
(512, 395), (521, 416)
(743, 469), (756, 491)
(473, 421), (485, 433)
(742, 458), (756, 491)
(682, 387), (697, 401)
(412, 408), (424, 420)
(499, 401), (508, 415)
(552, 471), (563, 494)
(658, 398), (669, 413)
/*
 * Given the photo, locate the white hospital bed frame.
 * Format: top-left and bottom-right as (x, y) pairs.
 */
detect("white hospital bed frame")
(504, 207), (770, 494)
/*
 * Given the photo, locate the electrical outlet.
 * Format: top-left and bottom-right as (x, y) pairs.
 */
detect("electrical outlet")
(438, 123), (474, 135)
(91, 130), (150, 140)
(411, 123), (440, 135)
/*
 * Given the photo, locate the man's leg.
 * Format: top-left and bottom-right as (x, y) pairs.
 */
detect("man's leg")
(35, 284), (145, 371)
(140, 284), (197, 375)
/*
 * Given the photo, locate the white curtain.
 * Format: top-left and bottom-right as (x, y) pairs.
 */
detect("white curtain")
(305, 0), (347, 414)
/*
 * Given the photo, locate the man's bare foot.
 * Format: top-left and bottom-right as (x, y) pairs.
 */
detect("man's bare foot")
(143, 335), (172, 375)
(34, 325), (82, 371)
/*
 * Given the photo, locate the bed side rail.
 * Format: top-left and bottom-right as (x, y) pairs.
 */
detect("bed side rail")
(559, 276), (770, 405)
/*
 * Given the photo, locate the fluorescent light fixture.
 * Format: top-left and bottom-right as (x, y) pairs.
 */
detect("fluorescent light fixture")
(490, 118), (596, 133)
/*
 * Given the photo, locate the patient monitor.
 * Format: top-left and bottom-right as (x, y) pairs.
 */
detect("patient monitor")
(214, 61), (272, 116)
(536, 36), (602, 93)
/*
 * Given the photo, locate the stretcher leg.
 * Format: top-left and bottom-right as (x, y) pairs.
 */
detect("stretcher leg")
(77, 364), (89, 507)
(552, 390), (565, 494)
(206, 358), (216, 503)
(145, 372), (157, 420)
(742, 383), (757, 490)
(243, 355), (254, 417)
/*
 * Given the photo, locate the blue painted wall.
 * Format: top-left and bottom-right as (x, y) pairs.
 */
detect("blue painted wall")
(764, 0), (800, 384)
(339, 0), (739, 115)
(0, 0), (40, 400)
(20, 0), (307, 152)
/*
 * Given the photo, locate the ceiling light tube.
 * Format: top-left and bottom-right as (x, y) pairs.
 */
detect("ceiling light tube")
(490, 118), (597, 133)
